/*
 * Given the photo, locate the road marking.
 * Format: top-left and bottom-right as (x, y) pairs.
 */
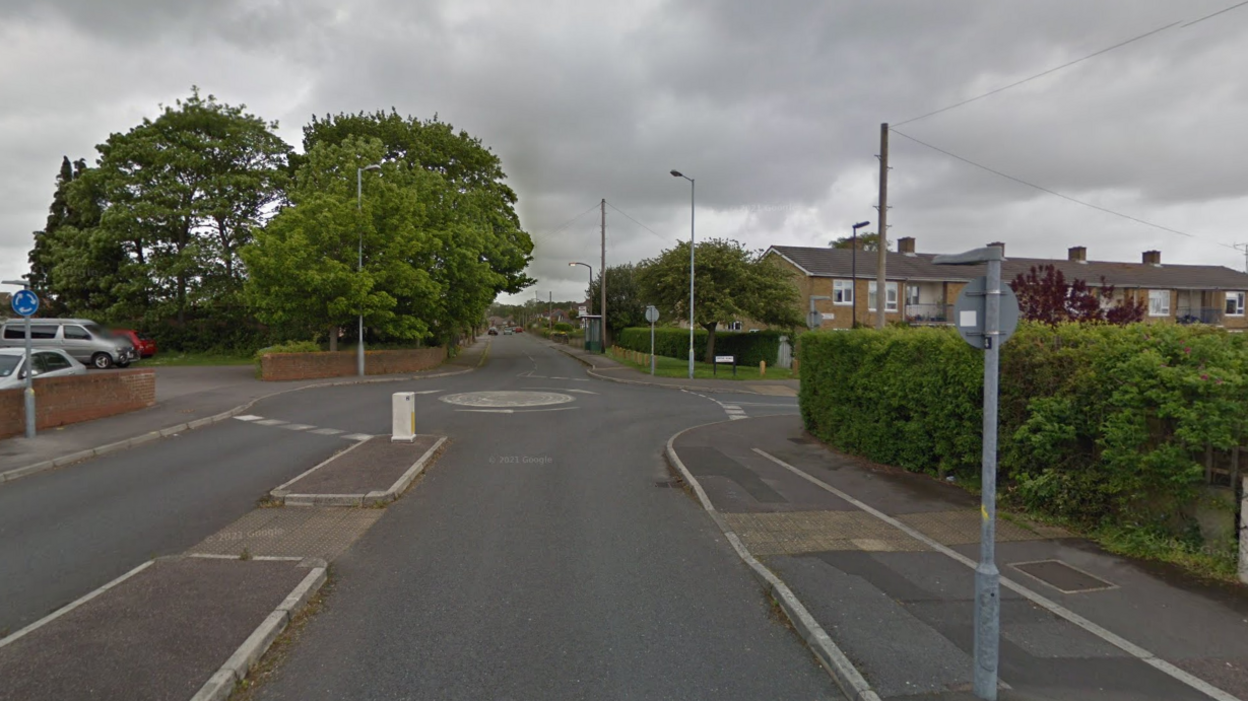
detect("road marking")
(235, 416), (371, 442)
(752, 448), (1243, 701)
(456, 406), (579, 415)
(409, 389), (444, 395)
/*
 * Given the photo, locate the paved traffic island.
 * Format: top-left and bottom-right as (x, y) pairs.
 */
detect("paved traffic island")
(0, 556), (325, 701)
(271, 434), (446, 507)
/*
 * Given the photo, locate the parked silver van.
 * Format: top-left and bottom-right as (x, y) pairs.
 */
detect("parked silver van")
(0, 319), (137, 369)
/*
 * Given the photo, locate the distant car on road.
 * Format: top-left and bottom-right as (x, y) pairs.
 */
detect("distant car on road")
(488, 327), (499, 335)
(0, 348), (88, 390)
(112, 329), (157, 358)
(0, 318), (136, 369)
(503, 328), (513, 335)
(514, 326), (524, 333)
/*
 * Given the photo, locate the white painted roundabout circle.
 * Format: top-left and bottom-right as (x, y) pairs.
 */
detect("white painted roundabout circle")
(439, 391), (575, 408)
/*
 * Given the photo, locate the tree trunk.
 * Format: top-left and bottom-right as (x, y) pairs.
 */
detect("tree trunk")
(703, 322), (718, 365)
(328, 326), (338, 352)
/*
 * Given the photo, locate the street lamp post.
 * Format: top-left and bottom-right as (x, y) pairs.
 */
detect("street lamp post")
(357, 163), (382, 377)
(670, 170), (695, 379)
(569, 262), (594, 349)
(851, 221), (870, 328)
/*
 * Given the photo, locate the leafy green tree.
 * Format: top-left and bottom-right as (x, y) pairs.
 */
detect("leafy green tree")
(586, 263), (647, 343)
(299, 110), (535, 297)
(242, 137), (443, 348)
(27, 157), (117, 315)
(637, 239), (802, 362)
(830, 231), (882, 251)
(88, 87), (290, 324)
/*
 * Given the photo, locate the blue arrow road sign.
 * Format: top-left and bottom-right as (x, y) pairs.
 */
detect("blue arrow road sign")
(11, 289), (39, 317)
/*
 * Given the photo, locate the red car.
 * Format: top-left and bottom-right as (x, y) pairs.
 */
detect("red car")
(112, 329), (157, 358)
(514, 326), (524, 333)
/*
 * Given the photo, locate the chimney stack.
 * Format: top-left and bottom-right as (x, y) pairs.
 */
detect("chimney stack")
(1068, 246), (1087, 263)
(1143, 250), (1161, 266)
(897, 236), (916, 255)
(987, 241), (1005, 257)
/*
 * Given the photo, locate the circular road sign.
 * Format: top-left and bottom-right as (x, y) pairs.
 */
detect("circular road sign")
(644, 305), (660, 323)
(952, 277), (1020, 350)
(10, 289), (39, 317)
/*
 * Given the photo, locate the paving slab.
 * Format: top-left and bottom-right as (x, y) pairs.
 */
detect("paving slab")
(0, 557), (310, 701)
(670, 414), (1248, 700)
(271, 434), (444, 505)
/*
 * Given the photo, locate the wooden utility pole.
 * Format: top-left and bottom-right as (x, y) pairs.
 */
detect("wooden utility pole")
(876, 123), (889, 329)
(601, 198), (608, 347)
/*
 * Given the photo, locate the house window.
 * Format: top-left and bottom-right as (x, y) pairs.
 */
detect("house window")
(832, 280), (853, 305)
(906, 285), (920, 307)
(1148, 290), (1170, 317)
(869, 281), (899, 312)
(1227, 292), (1246, 316)
(727, 321), (743, 331)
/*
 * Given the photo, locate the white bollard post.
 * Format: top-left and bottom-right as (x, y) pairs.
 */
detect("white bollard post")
(392, 392), (416, 442)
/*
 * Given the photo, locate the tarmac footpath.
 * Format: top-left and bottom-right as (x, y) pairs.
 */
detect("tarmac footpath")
(668, 414), (1248, 701)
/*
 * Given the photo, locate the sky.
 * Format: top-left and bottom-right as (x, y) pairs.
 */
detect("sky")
(1, 0), (1247, 306)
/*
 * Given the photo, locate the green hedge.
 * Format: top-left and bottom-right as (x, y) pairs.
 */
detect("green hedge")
(800, 323), (1248, 533)
(616, 327), (783, 365)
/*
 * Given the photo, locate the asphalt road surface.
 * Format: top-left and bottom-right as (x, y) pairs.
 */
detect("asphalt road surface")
(248, 335), (832, 700)
(2, 335), (827, 699)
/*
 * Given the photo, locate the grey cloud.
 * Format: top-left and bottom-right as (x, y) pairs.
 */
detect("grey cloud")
(3, 0), (1247, 302)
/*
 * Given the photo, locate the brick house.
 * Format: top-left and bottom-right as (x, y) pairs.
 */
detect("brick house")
(764, 239), (1248, 331)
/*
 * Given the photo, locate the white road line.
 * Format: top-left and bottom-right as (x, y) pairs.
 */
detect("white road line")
(280, 424), (315, 431)
(729, 415), (748, 420)
(309, 428), (344, 436)
(721, 405), (743, 411)
(233, 415), (262, 422)
(255, 419), (288, 426)
(343, 433), (373, 441)
(409, 389), (444, 395)
(752, 448), (1243, 701)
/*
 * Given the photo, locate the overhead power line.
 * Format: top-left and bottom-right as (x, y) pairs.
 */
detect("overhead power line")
(546, 203), (602, 237)
(890, 128), (1240, 251)
(1183, 0), (1248, 27)
(893, 21), (1180, 127)
(604, 201), (668, 242)
(894, 0), (1248, 127)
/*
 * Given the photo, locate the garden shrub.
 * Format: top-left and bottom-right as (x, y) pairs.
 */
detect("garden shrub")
(799, 323), (1248, 537)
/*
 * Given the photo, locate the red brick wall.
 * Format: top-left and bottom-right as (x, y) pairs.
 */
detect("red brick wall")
(0, 369), (156, 439)
(260, 348), (447, 381)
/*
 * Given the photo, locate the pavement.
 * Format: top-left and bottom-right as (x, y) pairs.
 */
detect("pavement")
(549, 340), (801, 396)
(669, 414), (1248, 701)
(0, 557), (323, 701)
(0, 342), (481, 481)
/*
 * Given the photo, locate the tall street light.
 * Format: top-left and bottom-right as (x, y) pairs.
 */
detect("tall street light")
(569, 262), (593, 345)
(851, 221), (870, 328)
(357, 163), (382, 377)
(670, 170), (695, 379)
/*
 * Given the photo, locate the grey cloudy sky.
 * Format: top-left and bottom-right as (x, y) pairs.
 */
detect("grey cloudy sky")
(2, 0), (1246, 306)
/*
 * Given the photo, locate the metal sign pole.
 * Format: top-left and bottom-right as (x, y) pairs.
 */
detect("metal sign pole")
(650, 321), (656, 376)
(24, 313), (34, 439)
(973, 256), (1002, 699)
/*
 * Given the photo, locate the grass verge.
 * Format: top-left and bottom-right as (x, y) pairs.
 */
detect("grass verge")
(606, 347), (794, 381)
